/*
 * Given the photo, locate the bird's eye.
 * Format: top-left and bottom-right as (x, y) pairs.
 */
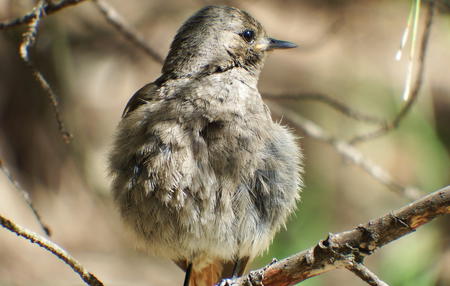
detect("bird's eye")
(241, 29), (256, 43)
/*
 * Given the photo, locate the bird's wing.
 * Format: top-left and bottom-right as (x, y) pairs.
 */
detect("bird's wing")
(122, 82), (158, 118)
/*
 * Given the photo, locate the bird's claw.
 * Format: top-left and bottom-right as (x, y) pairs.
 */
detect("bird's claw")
(218, 278), (236, 286)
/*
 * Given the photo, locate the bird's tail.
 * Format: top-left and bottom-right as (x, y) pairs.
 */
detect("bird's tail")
(189, 261), (223, 286)
(177, 257), (250, 286)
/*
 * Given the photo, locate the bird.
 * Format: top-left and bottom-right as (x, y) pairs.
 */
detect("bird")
(108, 5), (302, 286)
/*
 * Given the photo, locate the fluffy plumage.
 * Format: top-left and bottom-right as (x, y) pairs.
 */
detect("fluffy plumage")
(109, 6), (302, 286)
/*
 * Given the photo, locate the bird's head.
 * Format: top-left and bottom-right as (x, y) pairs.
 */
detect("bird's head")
(161, 6), (296, 79)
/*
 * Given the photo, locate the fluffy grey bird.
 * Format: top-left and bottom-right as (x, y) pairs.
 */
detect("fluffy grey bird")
(109, 5), (302, 286)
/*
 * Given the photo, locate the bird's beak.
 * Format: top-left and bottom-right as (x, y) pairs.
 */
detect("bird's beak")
(255, 37), (297, 52)
(266, 38), (297, 51)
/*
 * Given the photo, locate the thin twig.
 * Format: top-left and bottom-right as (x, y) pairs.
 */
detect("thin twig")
(346, 262), (389, 286)
(19, 0), (73, 143)
(0, 214), (104, 286)
(349, 0), (435, 145)
(92, 0), (165, 64)
(264, 93), (386, 124)
(228, 186), (450, 286)
(0, 158), (50, 236)
(0, 0), (87, 29)
(268, 101), (422, 200)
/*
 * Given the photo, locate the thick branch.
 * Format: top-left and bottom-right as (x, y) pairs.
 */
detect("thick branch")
(229, 186), (449, 286)
(0, 214), (104, 286)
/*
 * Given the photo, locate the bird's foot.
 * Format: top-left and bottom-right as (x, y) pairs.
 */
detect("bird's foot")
(217, 278), (236, 286)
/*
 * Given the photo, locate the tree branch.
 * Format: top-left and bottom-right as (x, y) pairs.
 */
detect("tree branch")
(267, 101), (422, 200)
(0, 213), (104, 286)
(0, 158), (50, 236)
(19, 0), (73, 143)
(349, 0), (435, 145)
(0, 0), (88, 29)
(345, 261), (389, 286)
(227, 185), (450, 286)
(92, 0), (165, 64)
(263, 93), (386, 125)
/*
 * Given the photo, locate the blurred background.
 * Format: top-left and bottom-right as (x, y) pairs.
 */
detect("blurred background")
(0, 0), (449, 285)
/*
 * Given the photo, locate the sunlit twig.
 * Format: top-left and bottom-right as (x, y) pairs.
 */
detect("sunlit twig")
(0, 214), (104, 286)
(349, 0), (435, 145)
(227, 186), (449, 286)
(19, 0), (73, 143)
(0, 158), (50, 236)
(0, 0), (87, 29)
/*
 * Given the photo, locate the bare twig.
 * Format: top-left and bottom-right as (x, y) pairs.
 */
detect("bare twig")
(19, 0), (73, 143)
(92, 0), (165, 64)
(0, 158), (50, 236)
(0, 214), (104, 286)
(268, 101), (422, 200)
(349, 0), (435, 145)
(264, 93), (386, 124)
(345, 262), (389, 286)
(0, 0), (87, 29)
(227, 186), (450, 286)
